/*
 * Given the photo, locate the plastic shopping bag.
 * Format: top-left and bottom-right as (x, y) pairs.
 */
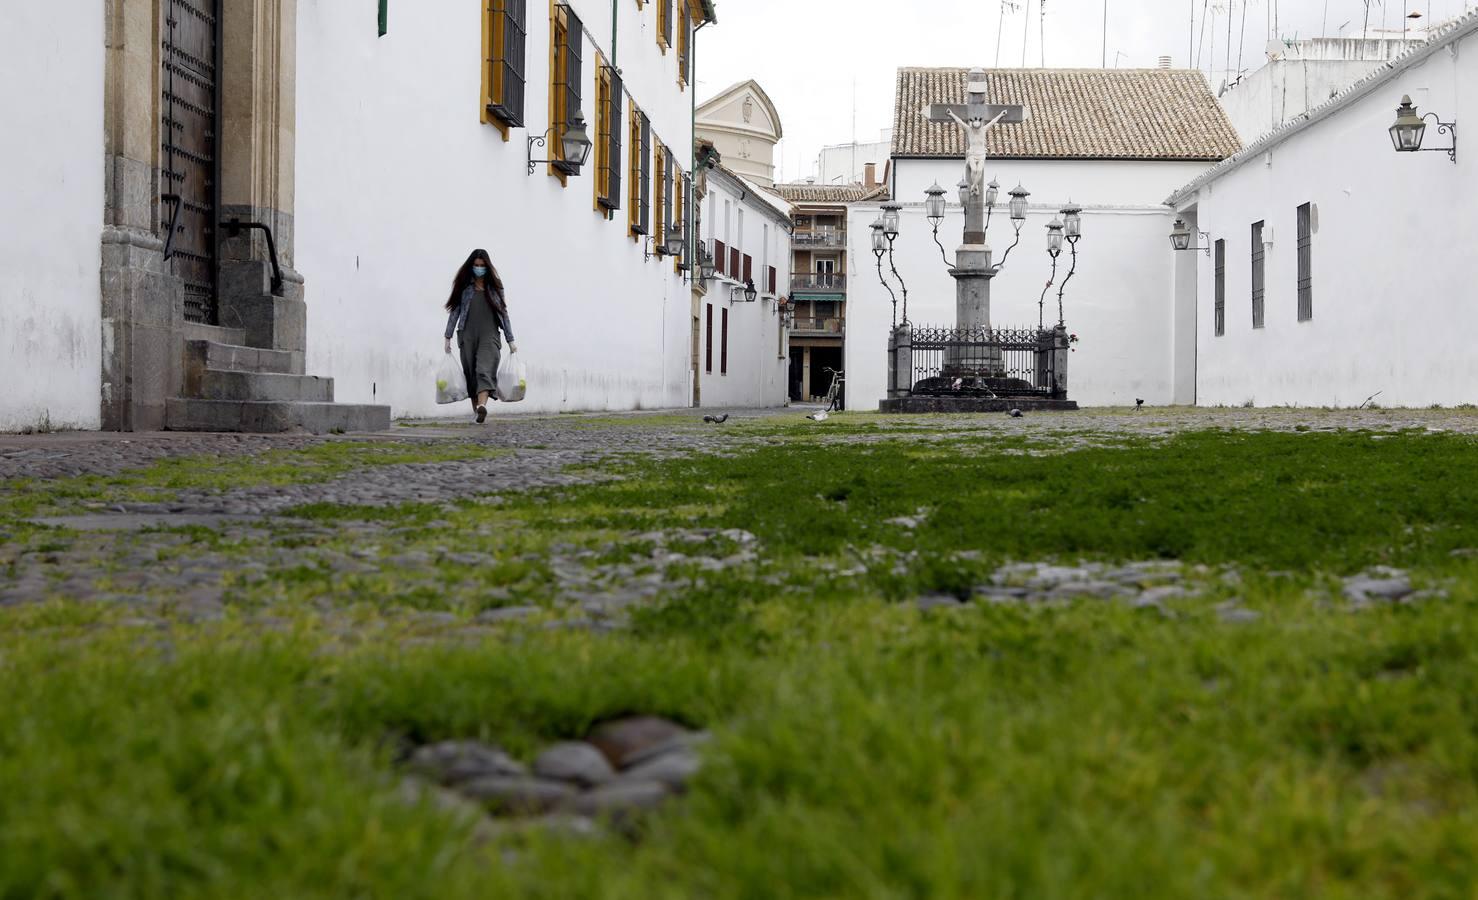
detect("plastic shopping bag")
(496, 351), (527, 403)
(435, 351), (469, 405)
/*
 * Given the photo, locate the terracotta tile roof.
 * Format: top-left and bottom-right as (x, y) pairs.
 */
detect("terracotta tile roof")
(893, 68), (1241, 161)
(771, 182), (891, 204)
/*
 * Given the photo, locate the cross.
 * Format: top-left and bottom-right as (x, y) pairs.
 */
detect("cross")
(920, 69), (1028, 129)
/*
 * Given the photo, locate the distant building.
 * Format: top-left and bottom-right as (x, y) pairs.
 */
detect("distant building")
(813, 130), (893, 187)
(696, 80), (783, 187)
(1217, 32), (1428, 142)
(772, 170), (890, 405)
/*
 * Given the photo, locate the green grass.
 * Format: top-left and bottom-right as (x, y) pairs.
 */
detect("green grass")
(3, 427), (1478, 898)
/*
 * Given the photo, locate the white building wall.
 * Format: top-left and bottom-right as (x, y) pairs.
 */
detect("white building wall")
(295, 0), (697, 418)
(1181, 25), (1478, 408)
(1218, 60), (1393, 143)
(696, 173), (789, 407)
(0, 1), (104, 431)
(815, 133), (891, 186)
(845, 157), (1211, 411)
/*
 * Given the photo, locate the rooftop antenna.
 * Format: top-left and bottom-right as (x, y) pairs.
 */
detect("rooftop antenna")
(1102, 0), (1108, 67)
(996, 0), (1021, 67)
(1022, 0), (1032, 66)
(1040, 0), (1048, 67)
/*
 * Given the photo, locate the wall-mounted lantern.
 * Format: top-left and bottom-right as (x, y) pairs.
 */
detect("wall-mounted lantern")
(1169, 217), (1211, 255)
(527, 115), (594, 175)
(1389, 95), (1457, 163)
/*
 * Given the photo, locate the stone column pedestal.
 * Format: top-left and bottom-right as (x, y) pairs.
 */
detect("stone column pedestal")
(888, 324), (913, 399)
(944, 244), (1002, 376)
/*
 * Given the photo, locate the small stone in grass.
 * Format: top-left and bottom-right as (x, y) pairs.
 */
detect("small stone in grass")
(916, 593), (965, 611)
(566, 780), (671, 818)
(533, 741), (617, 787)
(409, 740), (527, 786)
(619, 747), (702, 792)
(459, 775), (579, 815)
(587, 716), (690, 768)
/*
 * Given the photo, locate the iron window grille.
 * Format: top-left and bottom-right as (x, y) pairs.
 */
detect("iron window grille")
(721, 307), (729, 374)
(551, 3), (583, 175)
(486, 0), (527, 127)
(658, 0), (672, 48)
(1251, 221), (1265, 329)
(637, 113), (651, 233)
(705, 303), (714, 372)
(678, 5), (691, 83)
(1296, 203), (1313, 321)
(1214, 239), (1226, 337)
(596, 65), (622, 210)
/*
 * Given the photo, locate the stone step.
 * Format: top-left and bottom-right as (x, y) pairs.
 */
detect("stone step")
(165, 399), (392, 434)
(184, 339), (297, 375)
(197, 369), (335, 403)
(180, 322), (249, 348)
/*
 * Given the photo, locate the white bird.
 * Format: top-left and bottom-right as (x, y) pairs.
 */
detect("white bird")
(1009, 408), (1023, 418)
(807, 410), (830, 422)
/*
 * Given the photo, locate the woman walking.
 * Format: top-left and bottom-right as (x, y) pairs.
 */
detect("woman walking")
(444, 249), (517, 423)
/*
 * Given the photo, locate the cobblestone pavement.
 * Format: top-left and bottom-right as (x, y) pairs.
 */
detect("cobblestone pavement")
(3, 406), (1476, 628)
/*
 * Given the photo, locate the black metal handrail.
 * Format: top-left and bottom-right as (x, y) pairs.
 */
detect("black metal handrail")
(226, 218), (285, 294)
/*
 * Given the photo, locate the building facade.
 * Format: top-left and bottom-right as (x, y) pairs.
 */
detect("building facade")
(771, 180), (889, 404)
(0, 0), (718, 433)
(845, 68), (1241, 412)
(1169, 12), (1478, 408)
(813, 130), (892, 188)
(690, 158), (792, 408)
(695, 80), (783, 187)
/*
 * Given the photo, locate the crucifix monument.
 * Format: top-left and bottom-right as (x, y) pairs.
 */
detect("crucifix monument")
(923, 68), (1025, 373)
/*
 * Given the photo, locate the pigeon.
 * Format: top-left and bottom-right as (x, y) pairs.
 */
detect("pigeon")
(807, 410), (830, 422)
(1135, 398), (1145, 408)
(1009, 408), (1023, 418)
(702, 414), (730, 424)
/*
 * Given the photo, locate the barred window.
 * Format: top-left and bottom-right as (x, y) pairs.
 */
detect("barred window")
(721, 307), (729, 374)
(484, 0), (527, 129)
(657, 0), (672, 49)
(629, 110), (650, 235)
(677, 4), (690, 84)
(705, 303), (713, 373)
(1251, 221), (1265, 329)
(654, 145), (666, 248)
(1297, 203), (1313, 321)
(550, 3), (584, 176)
(1214, 238), (1226, 337)
(595, 65), (622, 210)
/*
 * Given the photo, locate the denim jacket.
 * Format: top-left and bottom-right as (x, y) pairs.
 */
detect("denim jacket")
(445, 284), (516, 342)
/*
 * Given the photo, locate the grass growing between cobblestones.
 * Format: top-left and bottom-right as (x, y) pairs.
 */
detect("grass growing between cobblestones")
(0, 440), (501, 520)
(3, 424), (1478, 897)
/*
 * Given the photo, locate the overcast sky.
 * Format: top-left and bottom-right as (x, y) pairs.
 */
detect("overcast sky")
(698, 0), (1475, 183)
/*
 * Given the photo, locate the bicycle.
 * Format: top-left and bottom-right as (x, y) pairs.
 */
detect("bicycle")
(821, 367), (845, 412)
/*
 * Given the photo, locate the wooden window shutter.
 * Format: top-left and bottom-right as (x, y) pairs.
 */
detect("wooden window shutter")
(768, 265), (777, 295)
(742, 254), (753, 284)
(729, 246), (740, 278)
(705, 303), (713, 372)
(721, 307), (729, 374)
(552, 4), (583, 174)
(714, 239), (725, 275)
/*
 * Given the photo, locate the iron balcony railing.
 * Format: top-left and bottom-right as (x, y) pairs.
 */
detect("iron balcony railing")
(791, 273), (847, 293)
(790, 317), (845, 336)
(793, 229), (846, 248)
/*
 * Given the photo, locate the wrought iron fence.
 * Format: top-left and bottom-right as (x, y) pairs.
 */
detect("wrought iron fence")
(906, 325), (1059, 397)
(791, 273), (847, 293)
(794, 229), (846, 248)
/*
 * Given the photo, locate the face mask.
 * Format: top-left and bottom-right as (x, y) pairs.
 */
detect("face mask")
(472, 266), (488, 278)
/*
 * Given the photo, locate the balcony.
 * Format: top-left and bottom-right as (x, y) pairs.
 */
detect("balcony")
(793, 229), (846, 248)
(790, 316), (845, 337)
(791, 273), (847, 295)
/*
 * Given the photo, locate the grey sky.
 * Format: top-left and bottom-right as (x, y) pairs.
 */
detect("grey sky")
(698, 0), (1473, 182)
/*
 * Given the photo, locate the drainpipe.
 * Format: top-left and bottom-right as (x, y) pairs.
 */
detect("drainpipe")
(692, 17), (711, 277)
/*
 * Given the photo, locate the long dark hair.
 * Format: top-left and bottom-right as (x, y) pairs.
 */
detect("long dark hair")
(444, 248), (508, 314)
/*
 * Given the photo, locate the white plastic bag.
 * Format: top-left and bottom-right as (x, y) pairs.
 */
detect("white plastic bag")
(496, 351), (527, 403)
(435, 351), (469, 405)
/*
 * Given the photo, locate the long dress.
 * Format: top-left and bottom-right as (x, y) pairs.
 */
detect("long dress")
(458, 286), (506, 399)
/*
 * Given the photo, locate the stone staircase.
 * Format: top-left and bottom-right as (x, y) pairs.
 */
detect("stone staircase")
(164, 323), (390, 434)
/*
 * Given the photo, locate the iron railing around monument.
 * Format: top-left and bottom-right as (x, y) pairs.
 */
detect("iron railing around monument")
(907, 325), (1060, 397)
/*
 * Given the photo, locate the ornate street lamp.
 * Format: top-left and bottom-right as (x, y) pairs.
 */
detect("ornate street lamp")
(1168, 217), (1210, 255)
(985, 179), (1001, 208)
(1039, 217), (1064, 329)
(872, 216), (900, 329)
(1008, 183), (1030, 225)
(744, 279), (758, 303)
(1046, 217), (1065, 256)
(957, 178), (971, 208)
(925, 183), (947, 225)
(699, 245), (717, 281)
(1389, 94), (1457, 163)
(881, 202), (902, 240)
(664, 222), (686, 258)
(1061, 200), (1083, 241)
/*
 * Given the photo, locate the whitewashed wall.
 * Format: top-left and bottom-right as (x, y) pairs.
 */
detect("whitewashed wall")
(1180, 22), (1478, 408)
(697, 172), (789, 407)
(845, 157), (1209, 411)
(295, 0), (698, 418)
(1218, 60), (1390, 143)
(0, 2), (104, 431)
